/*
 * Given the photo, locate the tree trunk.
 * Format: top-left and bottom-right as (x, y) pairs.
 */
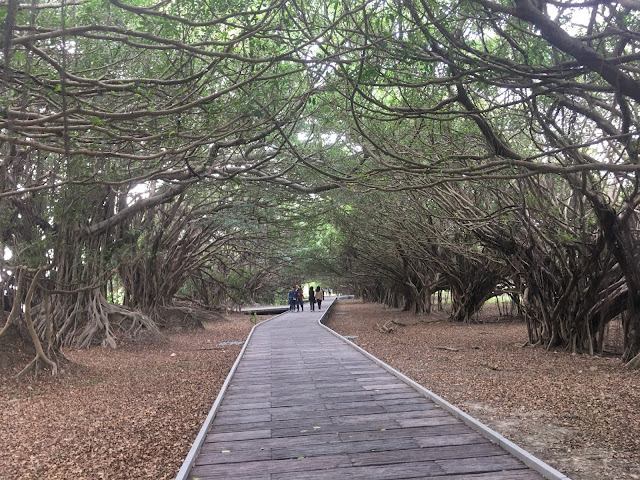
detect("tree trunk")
(40, 228), (159, 349)
(588, 198), (640, 364)
(447, 261), (501, 323)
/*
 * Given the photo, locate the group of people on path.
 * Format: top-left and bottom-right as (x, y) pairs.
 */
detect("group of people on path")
(288, 285), (324, 312)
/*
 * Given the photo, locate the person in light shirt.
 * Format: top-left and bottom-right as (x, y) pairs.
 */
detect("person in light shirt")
(315, 286), (324, 310)
(308, 285), (315, 311)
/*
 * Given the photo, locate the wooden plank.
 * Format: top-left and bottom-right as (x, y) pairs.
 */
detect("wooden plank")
(267, 404), (329, 415)
(190, 473), (270, 480)
(209, 417), (335, 434)
(272, 405), (385, 420)
(430, 470), (544, 479)
(222, 392), (272, 402)
(350, 442), (506, 467)
(272, 466), (543, 480)
(398, 416), (467, 428)
(204, 429), (271, 443)
(204, 432), (341, 451)
(194, 447), (271, 464)
(353, 374), (403, 382)
(331, 409), (447, 425)
(364, 391), (425, 401)
(270, 420), (404, 438)
(191, 454), (352, 476)
(212, 412), (271, 425)
(383, 402), (438, 413)
(269, 395), (342, 407)
(270, 393), (380, 407)
(323, 400), (395, 410)
(271, 437), (420, 459)
(414, 432), (487, 448)
(361, 383), (413, 391)
(338, 423), (472, 442)
(436, 454), (529, 475)
(270, 460), (444, 479)
(218, 401), (271, 411)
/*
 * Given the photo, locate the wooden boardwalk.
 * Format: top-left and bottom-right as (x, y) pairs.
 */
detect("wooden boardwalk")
(180, 297), (566, 480)
(241, 305), (289, 315)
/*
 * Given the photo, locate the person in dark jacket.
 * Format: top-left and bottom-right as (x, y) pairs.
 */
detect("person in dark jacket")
(308, 285), (315, 311)
(288, 286), (296, 311)
(296, 285), (304, 311)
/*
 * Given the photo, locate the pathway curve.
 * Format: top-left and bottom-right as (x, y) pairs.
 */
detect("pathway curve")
(179, 297), (567, 480)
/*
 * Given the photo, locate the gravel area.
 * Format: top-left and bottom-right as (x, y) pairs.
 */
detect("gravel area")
(325, 300), (640, 480)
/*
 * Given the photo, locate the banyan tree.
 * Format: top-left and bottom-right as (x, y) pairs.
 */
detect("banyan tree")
(2, 0), (640, 372)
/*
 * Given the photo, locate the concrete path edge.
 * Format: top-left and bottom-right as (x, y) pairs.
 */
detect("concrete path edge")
(318, 299), (571, 480)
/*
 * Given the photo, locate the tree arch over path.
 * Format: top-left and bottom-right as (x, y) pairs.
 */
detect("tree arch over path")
(2, 0), (640, 371)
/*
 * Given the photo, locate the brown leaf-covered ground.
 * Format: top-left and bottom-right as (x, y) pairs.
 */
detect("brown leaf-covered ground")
(2, 302), (639, 479)
(0, 313), (259, 480)
(326, 300), (640, 480)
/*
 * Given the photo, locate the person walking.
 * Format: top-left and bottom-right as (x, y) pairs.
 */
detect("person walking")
(296, 285), (304, 312)
(308, 285), (315, 311)
(315, 286), (323, 310)
(288, 286), (296, 312)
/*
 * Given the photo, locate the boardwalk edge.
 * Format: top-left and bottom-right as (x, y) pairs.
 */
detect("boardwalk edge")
(175, 310), (287, 480)
(318, 300), (571, 480)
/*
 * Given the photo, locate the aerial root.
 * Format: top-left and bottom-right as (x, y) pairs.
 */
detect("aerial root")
(625, 352), (640, 370)
(376, 320), (397, 333)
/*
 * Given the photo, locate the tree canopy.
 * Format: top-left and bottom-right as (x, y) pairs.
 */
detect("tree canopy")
(2, 0), (640, 372)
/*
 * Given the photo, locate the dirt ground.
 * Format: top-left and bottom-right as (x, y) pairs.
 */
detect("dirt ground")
(326, 300), (640, 480)
(0, 313), (258, 480)
(1, 302), (639, 480)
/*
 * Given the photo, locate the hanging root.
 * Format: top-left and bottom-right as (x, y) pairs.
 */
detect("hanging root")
(154, 304), (206, 330)
(71, 292), (161, 349)
(625, 352), (640, 370)
(15, 356), (53, 378)
(106, 302), (160, 342)
(21, 268), (58, 377)
(0, 269), (25, 339)
(15, 357), (39, 378)
(376, 320), (397, 333)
